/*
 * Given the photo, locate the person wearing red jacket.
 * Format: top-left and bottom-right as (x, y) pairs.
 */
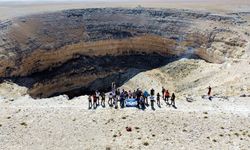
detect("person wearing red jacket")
(93, 93), (97, 109)
(164, 90), (170, 104)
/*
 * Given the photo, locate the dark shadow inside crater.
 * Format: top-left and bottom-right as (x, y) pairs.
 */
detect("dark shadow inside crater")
(3, 52), (200, 99)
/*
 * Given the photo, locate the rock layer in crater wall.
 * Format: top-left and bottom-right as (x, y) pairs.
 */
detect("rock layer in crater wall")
(0, 8), (248, 98)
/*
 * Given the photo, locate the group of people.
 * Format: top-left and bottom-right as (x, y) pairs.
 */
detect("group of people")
(88, 82), (176, 110)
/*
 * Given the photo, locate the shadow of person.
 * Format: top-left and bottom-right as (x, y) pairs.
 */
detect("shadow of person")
(141, 103), (146, 110)
(157, 103), (161, 108)
(102, 104), (106, 108)
(209, 96), (213, 101)
(165, 101), (171, 107)
(151, 104), (156, 111)
(173, 105), (177, 109)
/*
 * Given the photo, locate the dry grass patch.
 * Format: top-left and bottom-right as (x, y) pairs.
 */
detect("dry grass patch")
(143, 142), (149, 146)
(20, 122), (27, 127)
(234, 133), (240, 137)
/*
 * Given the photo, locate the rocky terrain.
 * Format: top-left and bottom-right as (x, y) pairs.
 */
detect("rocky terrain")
(0, 8), (249, 98)
(0, 4), (250, 150)
(0, 93), (250, 150)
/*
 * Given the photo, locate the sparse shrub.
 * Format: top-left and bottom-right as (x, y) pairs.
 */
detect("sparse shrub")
(212, 139), (217, 142)
(234, 133), (240, 137)
(118, 131), (122, 136)
(242, 132), (246, 136)
(7, 116), (11, 119)
(204, 116), (208, 119)
(135, 127), (140, 130)
(106, 147), (111, 150)
(143, 142), (149, 146)
(126, 127), (132, 132)
(20, 122), (27, 127)
(219, 134), (224, 137)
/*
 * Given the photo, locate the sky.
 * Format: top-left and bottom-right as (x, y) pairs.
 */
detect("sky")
(0, 0), (211, 1)
(0, 0), (248, 4)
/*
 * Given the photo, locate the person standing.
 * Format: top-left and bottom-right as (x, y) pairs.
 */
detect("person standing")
(150, 88), (155, 97)
(116, 89), (121, 102)
(113, 89), (119, 109)
(120, 91), (125, 108)
(132, 90), (136, 98)
(165, 90), (170, 104)
(208, 86), (212, 101)
(124, 90), (128, 99)
(208, 86), (212, 96)
(140, 95), (145, 110)
(150, 95), (155, 110)
(128, 90), (132, 98)
(96, 90), (100, 106)
(112, 82), (116, 91)
(157, 93), (161, 106)
(93, 93), (97, 109)
(162, 87), (165, 100)
(143, 90), (150, 106)
(108, 92), (113, 106)
(88, 95), (92, 109)
(136, 89), (142, 108)
(114, 96), (118, 109)
(101, 92), (106, 107)
(170, 93), (176, 107)
(112, 90), (116, 105)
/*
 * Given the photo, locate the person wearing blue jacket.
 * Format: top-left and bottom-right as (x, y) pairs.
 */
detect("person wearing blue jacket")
(143, 90), (150, 106)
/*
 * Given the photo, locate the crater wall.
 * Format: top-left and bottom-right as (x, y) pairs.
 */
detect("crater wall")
(0, 8), (248, 98)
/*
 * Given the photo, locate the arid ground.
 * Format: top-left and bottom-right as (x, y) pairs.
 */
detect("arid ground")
(0, 0), (250, 20)
(0, 0), (250, 150)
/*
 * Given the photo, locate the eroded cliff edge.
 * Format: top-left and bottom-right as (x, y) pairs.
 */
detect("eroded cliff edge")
(0, 8), (249, 98)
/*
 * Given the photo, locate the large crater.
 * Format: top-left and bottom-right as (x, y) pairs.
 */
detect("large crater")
(0, 8), (248, 98)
